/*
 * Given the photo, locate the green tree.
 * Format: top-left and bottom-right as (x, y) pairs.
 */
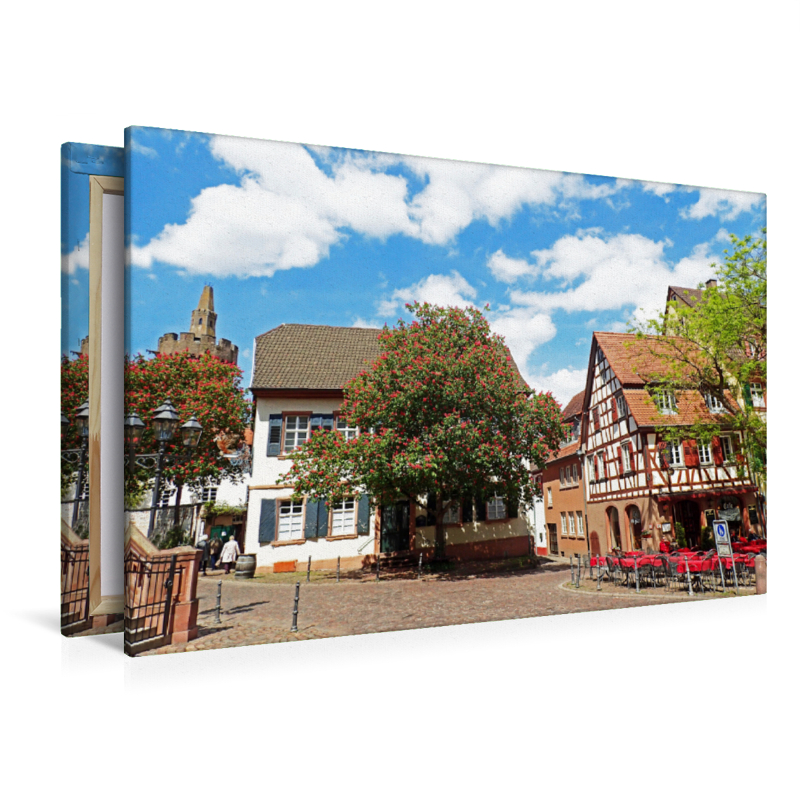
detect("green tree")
(283, 303), (566, 559)
(632, 228), (766, 489)
(125, 352), (251, 516)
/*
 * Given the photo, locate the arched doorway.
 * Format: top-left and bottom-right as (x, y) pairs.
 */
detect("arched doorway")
(674, 499), (701, 548)
(626, 505), (643, 550)
(607, 507), (622, 550)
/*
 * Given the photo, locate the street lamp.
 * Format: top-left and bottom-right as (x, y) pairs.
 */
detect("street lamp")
(72, 401), (90, 530)
(180, 416), (203, 449)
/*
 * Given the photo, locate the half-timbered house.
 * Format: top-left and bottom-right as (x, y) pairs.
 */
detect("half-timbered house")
(581, 332), (762, 553)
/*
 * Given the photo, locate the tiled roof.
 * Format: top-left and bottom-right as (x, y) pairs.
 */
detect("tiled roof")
(668, 285), (704, 308)
(562, 390), (585, 420)
(546, 440), (581, 464)
(252, 325), (382, 390)
(621, 388), (740, 428)
(251, 323), (527, 391)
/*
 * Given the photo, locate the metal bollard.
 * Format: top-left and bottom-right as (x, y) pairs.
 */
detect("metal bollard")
(576, 558), (581, 589)
(755, 554), (766, 595)
(215, 580), (222, 624)
(596, 557), (602, 592)
(730, 555), (740, 596)
(717, 556), (727, 592)
(570, 555), (575, 586)
(634, 555), (640, 593)
(684, 556), (693, 596)
(418, 552), (423, 579)
(336, 555), (340, 583)
(306, 555), (311, 583)
(376, 554), (381, 582)
(290, 581), (300, 632)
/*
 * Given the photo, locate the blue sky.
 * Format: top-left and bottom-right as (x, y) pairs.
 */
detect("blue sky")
(68, 125), (766, 405)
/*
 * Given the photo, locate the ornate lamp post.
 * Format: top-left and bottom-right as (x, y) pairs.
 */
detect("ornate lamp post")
(124, 402), (203, 540)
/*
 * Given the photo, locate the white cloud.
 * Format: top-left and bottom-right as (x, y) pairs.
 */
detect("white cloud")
(680, 187), (764, 221)
(130, 139), (158, 158)
(351, 316), (382, 329)
(640, 180), (677, 197)
(130, 138), (629, 278)
(376, 271), (478, 318)
(62, 233), (89, 274)
(511, 231), (719, 323)
(487, 249), (538, 283)
(523, 367), (587, 407)
(487, 308), (557, 367)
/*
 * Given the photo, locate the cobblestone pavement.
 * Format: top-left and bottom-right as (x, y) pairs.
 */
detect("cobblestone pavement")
(144, 561), (737, 656)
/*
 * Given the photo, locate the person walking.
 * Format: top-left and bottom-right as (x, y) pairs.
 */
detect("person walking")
(219, 534), (241, 575)
(196, 532), (210, 576)
(208, 535), (222, 570)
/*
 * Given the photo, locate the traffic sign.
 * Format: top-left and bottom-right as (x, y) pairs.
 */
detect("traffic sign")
(713, 519), (732, 556)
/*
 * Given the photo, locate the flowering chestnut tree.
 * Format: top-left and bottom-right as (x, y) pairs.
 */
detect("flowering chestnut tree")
(125, 352), (251, 509)
(284, 303), (566, 558)
(61, 353), (89, 495)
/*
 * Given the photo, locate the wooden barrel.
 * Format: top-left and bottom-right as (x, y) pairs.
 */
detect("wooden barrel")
(234, 554), (256, 579)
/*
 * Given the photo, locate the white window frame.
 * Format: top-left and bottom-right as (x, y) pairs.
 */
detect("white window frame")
(568, 512), (576, 536)
(655, 391), (678, 415)
(572, 464), (579, 484)
(720, 435), (734, 463)
(442, 499), (460, 524)
(698, 442), (713, 465)
(329, 497), (357, 537)
(487, 495), (506, 521)
(277, 499), (304, 541)
(576, 511), (584, 538)
(597, 453), (605, 480)
(157, 484), (176, 508)
(704, 393), (724, 414)
(283, 415), (310, 453)
(335, 415), (359, 441)
(750, 383), (765, 408)
(560, 511), (567, 537)
(547, 487), (553, 508)
(665, 441), (683, 468)
(621, 442), (632, 473)
(201, 485), (218, 503)
(559, 467), (565, 487)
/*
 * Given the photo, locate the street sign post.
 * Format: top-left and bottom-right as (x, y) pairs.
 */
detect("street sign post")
(713, 519), (739, 595)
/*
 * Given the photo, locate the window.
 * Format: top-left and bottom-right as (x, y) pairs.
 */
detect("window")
(597, 452), (605, 480)
(157, 485), (175, 507)
(560, 467), (565, 487)
(616, 394), (628, 417)
(335, 416), (359, 441)
(750, 383), (765, 408)
(560, 512), (567, 536)
(330, 498), (356, 537)
(655, 391), (677, 415)
(283, 415), (310, 452)
(568, 512), (576, 536)
(592, 406), (601, 431)
(487, 495), (506, 520)
(588, 458), (595, 482)
(572, 464), (579, 484)
(720, 436), (734, 462)
(704, 393), (724, 414)
(277, 499), (304, 541)
(698, 442), (712, 465)
(443, 501), (460, 524)
(547, 487), (553, 507)
(665, 441), (683, 467)
(576, 512), (584, 538)
(621, 442), (631, 473)
(201, 486), (218, 503)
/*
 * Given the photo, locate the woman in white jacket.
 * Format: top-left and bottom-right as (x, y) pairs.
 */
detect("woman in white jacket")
(219, 535), (241, 575)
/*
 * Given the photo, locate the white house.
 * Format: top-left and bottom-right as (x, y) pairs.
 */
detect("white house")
(243, 323), (538, 572)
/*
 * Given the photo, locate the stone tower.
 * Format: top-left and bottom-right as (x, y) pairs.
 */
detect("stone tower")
(157, 285), (238, 365)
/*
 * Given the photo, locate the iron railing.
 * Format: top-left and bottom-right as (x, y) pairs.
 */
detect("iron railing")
(124, 552), (178, 651)
(61, 542), (90, 631)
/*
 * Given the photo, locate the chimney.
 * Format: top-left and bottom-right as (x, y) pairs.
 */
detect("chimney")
(705, 279), (717, 290)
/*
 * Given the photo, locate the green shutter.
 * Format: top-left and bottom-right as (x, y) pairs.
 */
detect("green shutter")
(304, 500), (320, 538)
(461, 497), (474, 523)
(475, 494), (487, 522)
(743, 383), (753, 408)
(426, 493), (437, 526)
(258, 499), (276, 543)
(317, 499), (329, 538)
(508, 498), (519, 518)
(356, 494), (370, 534)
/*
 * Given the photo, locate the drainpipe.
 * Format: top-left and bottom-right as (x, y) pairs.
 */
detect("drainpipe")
(578, 447), (592, 558)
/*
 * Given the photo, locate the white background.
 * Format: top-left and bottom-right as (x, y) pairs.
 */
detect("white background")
(2, 2), (796, 798)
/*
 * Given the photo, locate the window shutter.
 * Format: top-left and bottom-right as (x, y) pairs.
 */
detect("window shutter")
(304, 499), (329, 538)
(711, 436), (724, 466)
(743, 382), (753, 408)
(593, 456), (598, 478)
(611, 397), (619, 421)
(356, 494), (370, 534)
(617, 447), (623, 473)
(317, 499), (329, 537)
(475, 494), (487, 522)
(426, 493), (437, 526)
(267, 415), (283, 456)
(321, 414), (334, 432)
(507, 498), (519, 519)
(258, 498), (276, 543)
(310, 415), (324, 431)
(592, 407), (600, 430)
(627, 442), (636, 473)
(684, 440), (699, 467)
(461, 497), (474, 523)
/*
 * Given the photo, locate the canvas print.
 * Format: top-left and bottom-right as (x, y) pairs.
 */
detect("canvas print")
(61, 142), (125, 636)
(123, 126), (766, 656)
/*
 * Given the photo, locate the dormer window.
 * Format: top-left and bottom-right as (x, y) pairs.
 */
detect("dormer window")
(655, 390), (677, 415)
(704, 393), (724, 413)
(750, 383), (765, 408)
